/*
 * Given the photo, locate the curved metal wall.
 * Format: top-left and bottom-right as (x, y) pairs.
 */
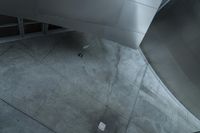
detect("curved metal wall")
(141, 0), (200, 120)
(0, 0), (162, 48)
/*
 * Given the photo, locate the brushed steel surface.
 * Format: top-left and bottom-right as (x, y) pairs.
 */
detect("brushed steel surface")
(142, 0), (200, 120)
(0, 0), (161, 48)
(117, 1), (158, 33)
(132, 0), (162, 8)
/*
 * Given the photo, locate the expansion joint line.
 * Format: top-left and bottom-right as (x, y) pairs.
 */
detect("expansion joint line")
(125, 65), (148, 133)
(0, 98), (57, 133)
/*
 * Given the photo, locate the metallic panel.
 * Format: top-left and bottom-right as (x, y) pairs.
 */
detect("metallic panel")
(141, 0), (200, 120)
(103, 27), (145, 48)
(117, 1), (158, 34)
(0, 0), (161, 48)
(38, 0), (125, 25)
(133, 0), (162, 8)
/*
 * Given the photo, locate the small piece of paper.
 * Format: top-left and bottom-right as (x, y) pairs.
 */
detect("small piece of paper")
(98, 122), (106, 131)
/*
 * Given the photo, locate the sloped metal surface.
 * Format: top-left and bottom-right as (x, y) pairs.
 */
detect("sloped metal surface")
(142, 0), (200, 120)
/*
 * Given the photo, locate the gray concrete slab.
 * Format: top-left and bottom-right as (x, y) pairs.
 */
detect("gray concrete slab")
(0, 40), (106, 133)
(0, 32), (199, 132)
(0, 100), (53, 133)
(95, 107), (128, 133)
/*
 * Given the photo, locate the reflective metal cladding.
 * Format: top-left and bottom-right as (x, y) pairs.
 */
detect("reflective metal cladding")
(0, 0), (162, 48)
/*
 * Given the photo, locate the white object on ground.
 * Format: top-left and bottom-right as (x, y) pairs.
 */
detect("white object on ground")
(98, 122), (106, 131)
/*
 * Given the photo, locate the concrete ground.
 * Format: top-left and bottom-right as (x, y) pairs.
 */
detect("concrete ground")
(0, 32), (200, 133)
(141, 0), (200, 120)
